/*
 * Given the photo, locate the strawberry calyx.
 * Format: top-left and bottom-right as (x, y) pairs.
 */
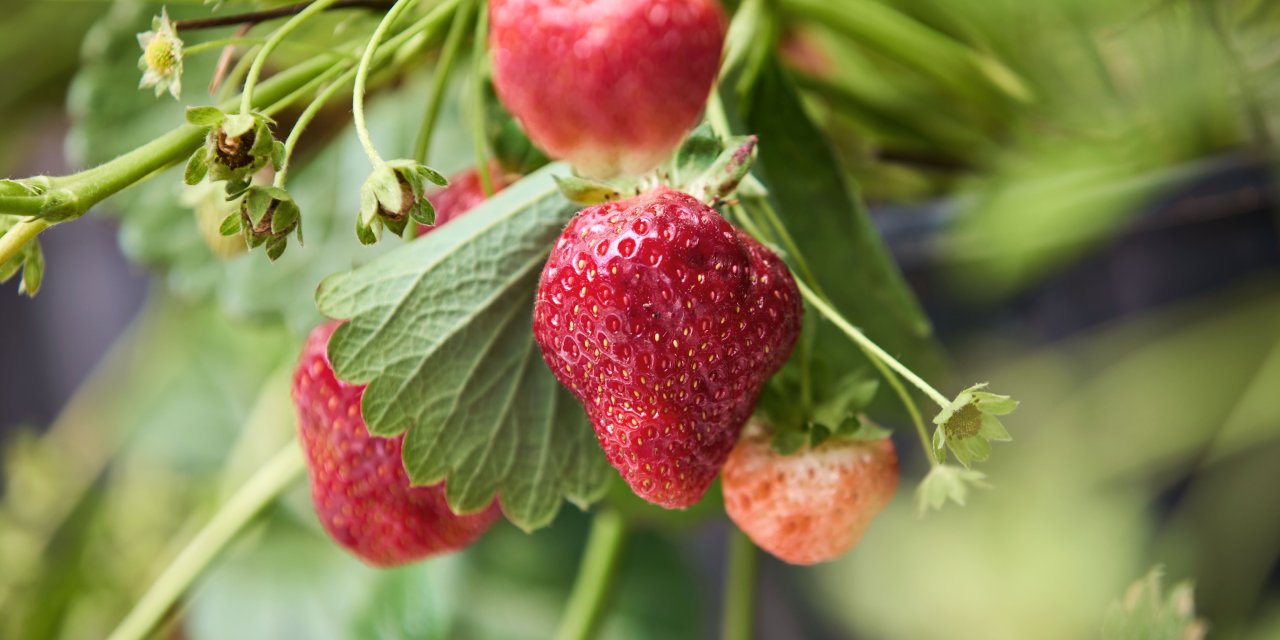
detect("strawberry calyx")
(182, 107), (283, 198)
(554, 124), (759, 207)
(930, 383), (1016, 467)
(758, 364), (891, 456)
(219, 185), (303, 261)
(356, 160), (448, 244)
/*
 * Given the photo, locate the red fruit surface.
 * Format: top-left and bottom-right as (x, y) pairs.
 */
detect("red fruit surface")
(489, 0), (727, 178)
(721, 424), (899, 565)
(416, 165), (511, 235)
(533, 188), (802, 508)
(293, 322), (501, 566)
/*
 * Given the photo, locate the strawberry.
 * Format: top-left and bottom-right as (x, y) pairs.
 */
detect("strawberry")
(293, 321), (501, 566)
(532, 188), (802, 508)
(721, 422), (899, 565)
(489, 0), (727, 179)
(417, 164), (513, 235)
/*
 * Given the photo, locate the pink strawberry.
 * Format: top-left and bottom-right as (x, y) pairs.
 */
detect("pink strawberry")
(721, 422), (899, 565)
(489, 0), (727, 178)
(293, 322), (501, 566)
(417, 164), (512, 235)
(532, 188), (802, 508)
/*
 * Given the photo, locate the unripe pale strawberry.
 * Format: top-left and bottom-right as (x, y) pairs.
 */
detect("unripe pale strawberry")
(533, 188), (801, 508)
(489, 0), (727, 178)
(721, 423), (899, 565)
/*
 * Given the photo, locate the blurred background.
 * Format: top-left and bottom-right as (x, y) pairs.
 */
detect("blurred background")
(2, 0), (1279, 638)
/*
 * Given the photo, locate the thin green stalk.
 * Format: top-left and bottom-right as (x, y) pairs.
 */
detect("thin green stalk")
(721, 529), (758, 640)
(413, 0), (475, 163)
(239, 0), (342, 114)
(747, 198), (821, 293)
(184, 36), (358, 60)
(797, 278), (949, 410)
(275, 64), (357, 185)
(554, 508), (627, 640)
(0, 219), (50, 270)
(469, 0), (494, 194)
(354, 0), (422, 167)
(106, 442), (306, 640)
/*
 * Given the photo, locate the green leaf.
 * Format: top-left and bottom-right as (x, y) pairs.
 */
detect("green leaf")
(742, 61), (943, 393)
(184, 106), (224, 127)
(771, 429), (808, 455)
(316, 164), (610, 531)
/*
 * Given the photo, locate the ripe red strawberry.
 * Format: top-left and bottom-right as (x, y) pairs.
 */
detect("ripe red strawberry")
(489, 0), (727, 178)
(417, 164), (512, 235)
(293, 322), (501, 566)
(721, 423), (899, 565)
(533, 188), (802, 508)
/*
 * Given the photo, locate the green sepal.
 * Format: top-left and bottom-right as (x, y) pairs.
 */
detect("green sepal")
(410, 199), (436, 226)
(270, 198), (300, 236)
(218, 212), (241, 236)
(770, 429), (809, 456)
(810, 370), (879, 429)
(553, 174), (625, 206)
(355, 214), (380, 245)
(1102, 567), (1206, 640)
(671, 123), (723, 186)
(265, 235), (288, 261)
(271, 140), (286, 171)
(185, 106), (224, 127)
(223, 176), (252, 198)
(685, 134), (757, 204)
(914, 464), (989, 515)
(221, 112), (256, 138)
(355, 160), (449, 242)
(17, 242), (44, 297)
(183, 147), (208, 185)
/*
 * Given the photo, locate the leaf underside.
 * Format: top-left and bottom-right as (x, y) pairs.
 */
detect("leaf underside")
(317, 164), (610, 531)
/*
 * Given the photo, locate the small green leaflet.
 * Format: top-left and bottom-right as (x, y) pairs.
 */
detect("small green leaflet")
(316, 164), (610, 531)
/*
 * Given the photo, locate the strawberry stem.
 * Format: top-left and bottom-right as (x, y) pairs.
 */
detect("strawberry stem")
(554, 508), (627, 640)
(353, 0), (426, 168)
(275, 63), (359, 186)
(106, 442), (305, 640)
(721, 528), (758, 640)
(239, 0), (342, 115)
(469, 0), (495, 195)
(414, 0), (475, 163)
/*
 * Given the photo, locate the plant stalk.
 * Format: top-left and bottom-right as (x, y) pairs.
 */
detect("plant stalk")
(106, 442), (305, 640)
(554, 508), (627, 640)
(721, 528), (758, 640)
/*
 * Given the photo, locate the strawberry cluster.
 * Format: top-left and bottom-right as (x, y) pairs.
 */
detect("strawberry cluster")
(295, 0), (898, 568)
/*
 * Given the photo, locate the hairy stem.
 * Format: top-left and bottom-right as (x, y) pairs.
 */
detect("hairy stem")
(106, 442), (305, 640)
(469, 0), (494, 194)
(239, 0), (342, 114)
(554, 508), (626, 640)
(276, 64), (358, 185)
(721, 528), (758, 640)
(414, 0), (475, 163)
(354, 0), (423, 167)
(797, 279), (948, 407)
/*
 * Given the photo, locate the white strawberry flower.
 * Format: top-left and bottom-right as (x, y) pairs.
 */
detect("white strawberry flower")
(137, 8), (184, 99)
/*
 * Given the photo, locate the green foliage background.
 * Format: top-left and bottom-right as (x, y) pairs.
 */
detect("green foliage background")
(2, 0), (1279, 638)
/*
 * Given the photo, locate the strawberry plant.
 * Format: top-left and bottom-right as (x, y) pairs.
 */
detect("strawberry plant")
(4, 0), (1278, 638)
